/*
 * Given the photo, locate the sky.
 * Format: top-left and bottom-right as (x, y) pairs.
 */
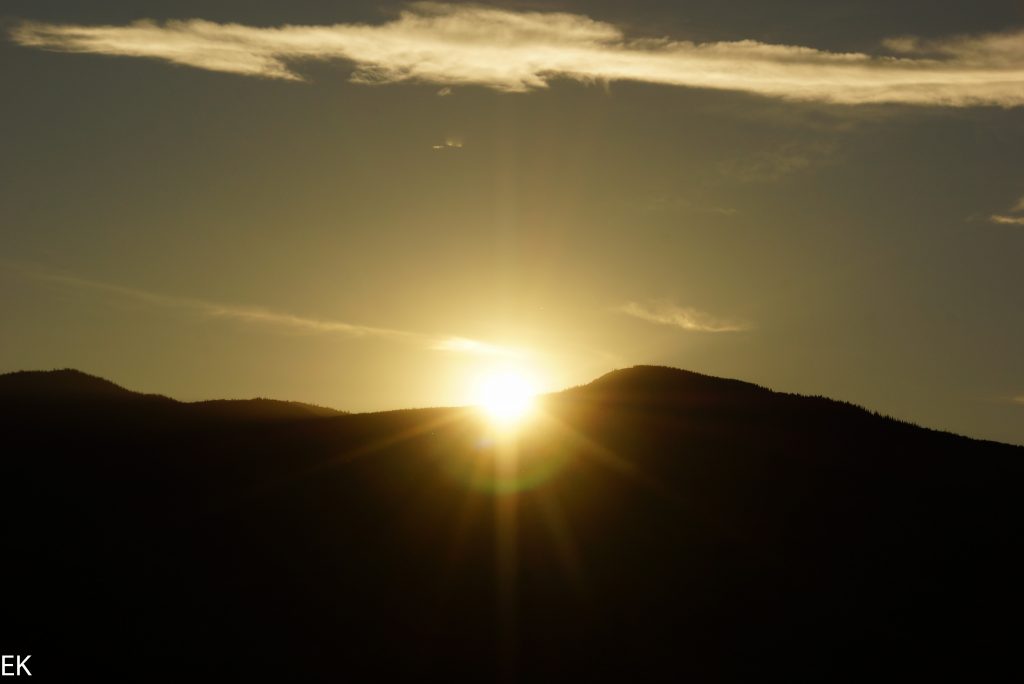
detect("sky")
(1, 0), (1023, 444)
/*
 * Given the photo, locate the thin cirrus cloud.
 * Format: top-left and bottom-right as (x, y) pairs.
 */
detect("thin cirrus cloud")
(24, 268), (526, 358)
(432, 138), (464, 151)
(989, 195), (1024, 225)
(617, 301), (750, 333)
(990, 215), (1024, 225)
(9, 2), (1024, 107)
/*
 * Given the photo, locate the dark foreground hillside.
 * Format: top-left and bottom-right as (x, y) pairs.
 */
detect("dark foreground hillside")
(1, 367), (1021, 681)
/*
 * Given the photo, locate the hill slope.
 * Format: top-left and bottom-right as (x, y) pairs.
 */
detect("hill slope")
(0, 368), (343, 422)
(1, 366), (1021, 681)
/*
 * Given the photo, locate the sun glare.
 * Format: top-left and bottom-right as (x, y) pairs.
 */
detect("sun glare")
(474, 370), (538, 427)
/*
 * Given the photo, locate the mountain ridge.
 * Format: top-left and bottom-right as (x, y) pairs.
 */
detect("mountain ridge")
(1, 365), (1008, 445)
(2, 363), (1021, 679)
(0, 367), (345, 420)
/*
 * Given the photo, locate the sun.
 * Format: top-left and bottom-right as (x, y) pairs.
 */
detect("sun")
(474, 369), (538, 427)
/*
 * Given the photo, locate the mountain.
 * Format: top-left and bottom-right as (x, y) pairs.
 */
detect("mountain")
(1, 366), (1021, 681)
(0, 368), (162, 401)
(0, 368), (343, 422)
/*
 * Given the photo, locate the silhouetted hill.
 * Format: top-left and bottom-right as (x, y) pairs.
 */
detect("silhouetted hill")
(0, 368), (343, 424)
(575, 364), (767, 397)
(185, 398), (343, 421)
(1, 366), (1021, 681)
(0, 368), (160, 400)
(560, 365), (972, 442)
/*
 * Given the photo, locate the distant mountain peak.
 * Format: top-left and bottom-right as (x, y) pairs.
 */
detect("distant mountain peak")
(0, 368), (146, 400)
(575, 365), (766, 397)
(0, 368), (343, 419)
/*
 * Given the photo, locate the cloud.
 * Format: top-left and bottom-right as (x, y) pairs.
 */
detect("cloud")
(988, 194), (1024, 225)
(990, 214), (1024, 225)
(23, 268), (523, 357)
(617, 301), (749, 333)
(432, 138), (463, 150)
(432, 336), (527, 357)
(10, 3), (1024, 107)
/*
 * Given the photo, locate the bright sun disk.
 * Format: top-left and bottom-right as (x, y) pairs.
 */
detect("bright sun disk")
(475, 370), (538, 426)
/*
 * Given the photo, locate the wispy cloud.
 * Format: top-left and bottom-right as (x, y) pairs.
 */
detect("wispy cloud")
(432, 138), (463, 151)
(24, 268), (524, 357)
(990, 215), (1024, 225)
(989, 194), (1024, 225)
(617, 301), (750, 333)
(431, 336), (526, 357)
(10, 3), (1024, 107)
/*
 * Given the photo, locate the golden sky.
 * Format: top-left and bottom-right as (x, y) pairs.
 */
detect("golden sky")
(2, 0), (1023, 444)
